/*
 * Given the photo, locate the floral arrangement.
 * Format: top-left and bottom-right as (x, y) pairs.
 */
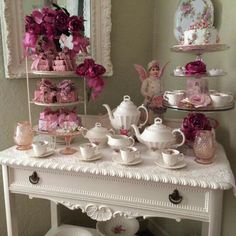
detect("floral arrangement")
(23, 3), (89, 58)
(185, 60), (207, 75)
(76, 58), (106, 100)
(181, 113), (217, 142)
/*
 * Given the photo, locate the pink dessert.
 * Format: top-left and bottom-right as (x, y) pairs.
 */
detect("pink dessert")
(38, 108), (58, 132)
(38, 108), (81, 132)
(33, 79), (57, 103)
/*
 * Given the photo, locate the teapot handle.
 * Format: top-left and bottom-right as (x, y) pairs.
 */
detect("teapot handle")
(137, 104), (149, 128)
(172, 129), (185, 148)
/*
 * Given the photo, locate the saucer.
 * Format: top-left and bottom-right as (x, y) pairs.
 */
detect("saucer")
(32, 149), (55, 158)
(77, 153), (102, 162)
(155, 158), (186, 170)
(112, 156), (142, 166)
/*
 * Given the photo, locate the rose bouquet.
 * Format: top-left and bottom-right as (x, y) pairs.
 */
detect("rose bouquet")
(181, 113), (217, 142)
(23, 3), (89, 58)
(76, 58), (106, 101)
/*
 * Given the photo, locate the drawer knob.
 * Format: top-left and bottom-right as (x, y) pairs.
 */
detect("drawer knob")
(169, 189), (182, 205)
(29, 171), (40, 185)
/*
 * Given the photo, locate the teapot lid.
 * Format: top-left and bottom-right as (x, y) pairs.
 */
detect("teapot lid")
(116, 95), (138, 112)
(85, 123), (110, 139)
(146, 118), (171, 133)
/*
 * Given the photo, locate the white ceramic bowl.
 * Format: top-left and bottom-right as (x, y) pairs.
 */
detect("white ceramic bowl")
(96, 216), (139, 236)
(45, 224), (96, 236)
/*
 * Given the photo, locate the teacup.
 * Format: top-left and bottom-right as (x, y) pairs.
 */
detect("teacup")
(79, 143), (97, 159)
(32, 141), (49, 157)
(162, 149), (184, 167)
(210, 92), (234, 107)
(164, 90), (185, 106)
(120, 147), (140, 163)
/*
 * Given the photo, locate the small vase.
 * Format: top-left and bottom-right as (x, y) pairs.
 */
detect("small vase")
(193, 130), (216, 164)
(14, 121), (33, 150)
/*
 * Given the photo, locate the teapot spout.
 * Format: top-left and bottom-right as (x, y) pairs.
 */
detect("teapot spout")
(103, 104), (114, 121)
(131, 124), (142, 143)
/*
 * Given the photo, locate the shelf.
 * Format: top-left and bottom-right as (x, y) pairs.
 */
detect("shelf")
(171, 72), (227, 78)
(31, 100), (84, 107)
(171, 44), (229, 55)
(29, 70), (78, 77)
(163, 100), (235, 112)
(45, 224), (99, 236)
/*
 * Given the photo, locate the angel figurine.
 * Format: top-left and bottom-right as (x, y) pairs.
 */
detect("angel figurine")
(134, 60), (169, 121)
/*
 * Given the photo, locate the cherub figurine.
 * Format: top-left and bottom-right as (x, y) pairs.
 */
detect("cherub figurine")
(134, 60), (169, 122)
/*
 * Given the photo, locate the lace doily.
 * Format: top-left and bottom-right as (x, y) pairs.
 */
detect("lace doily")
(0, 143), (235, 195)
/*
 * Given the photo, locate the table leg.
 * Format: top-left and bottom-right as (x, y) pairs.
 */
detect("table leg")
(2, 165), (18, 236)
(50, 201), (60, 229)
(201, 190), (223, 236)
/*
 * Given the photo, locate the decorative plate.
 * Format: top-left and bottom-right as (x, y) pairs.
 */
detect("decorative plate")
(96, 216), (139, 236)
(174, 0), (214, 43)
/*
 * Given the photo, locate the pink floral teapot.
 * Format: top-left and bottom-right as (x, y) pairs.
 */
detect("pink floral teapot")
(103, 95), (148, 131)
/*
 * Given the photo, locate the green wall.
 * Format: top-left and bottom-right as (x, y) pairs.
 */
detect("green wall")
(0, 0), (235, 235)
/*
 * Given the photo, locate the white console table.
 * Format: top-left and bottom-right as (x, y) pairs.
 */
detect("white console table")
(0, 143), (235, 236)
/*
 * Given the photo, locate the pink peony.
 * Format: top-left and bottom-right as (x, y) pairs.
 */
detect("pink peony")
(185, 60), (207, 75)
(68, 16), (84, 32)
(42, 7), (56, 24)
(55, 10), (69, 32)
(32, 10), (43, 24)
(181, 113), (214, 142)
(23, 32), (38, 49)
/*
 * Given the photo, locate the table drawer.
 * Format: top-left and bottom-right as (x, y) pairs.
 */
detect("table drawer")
(9, 167), (210, 219)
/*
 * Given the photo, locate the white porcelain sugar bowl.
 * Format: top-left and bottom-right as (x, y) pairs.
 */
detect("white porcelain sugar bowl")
(103, 95), (148, 132)
(132, 118), (185, 152)
(82, 123), (114, 147)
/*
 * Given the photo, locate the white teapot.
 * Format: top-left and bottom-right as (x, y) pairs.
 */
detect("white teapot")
(103, 95), (148, 131)
(132, 118), (185, 151)
(82, 123), (114, 147)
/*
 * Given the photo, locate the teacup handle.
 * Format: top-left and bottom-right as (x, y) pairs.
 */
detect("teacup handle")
(228, 94), (234, 103)
(137, 104), (149, 128)
(172, 129), (185, 148)
(178, 153), (184, 162)
(163, 91), (170, 101)
(128, 137), (135, 147)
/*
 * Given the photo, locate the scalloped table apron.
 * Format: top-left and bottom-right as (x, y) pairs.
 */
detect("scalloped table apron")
(0, 143), (235, 236)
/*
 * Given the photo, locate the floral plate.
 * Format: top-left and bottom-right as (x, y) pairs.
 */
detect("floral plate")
(96, 216), (139, 236)
(174, 0), (214, 43)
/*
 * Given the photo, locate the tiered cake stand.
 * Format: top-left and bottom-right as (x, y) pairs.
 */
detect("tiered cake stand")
(25, 60), (87, 154)
(166, 44), (234, 112)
